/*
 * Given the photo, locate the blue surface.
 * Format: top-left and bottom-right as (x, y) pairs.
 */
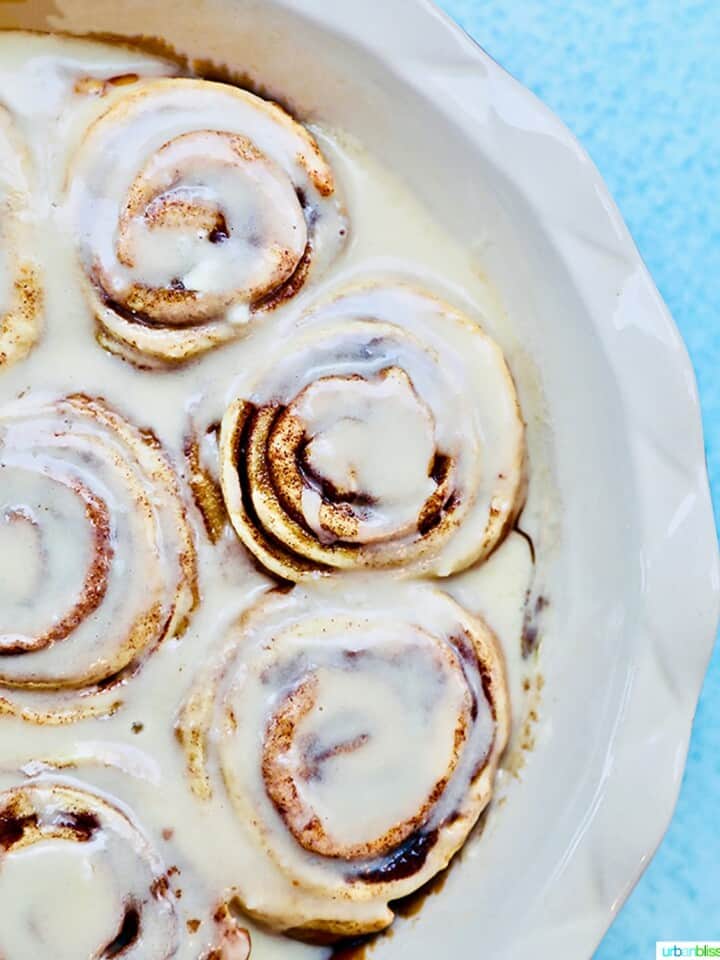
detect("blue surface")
(435, 1), (720, 955)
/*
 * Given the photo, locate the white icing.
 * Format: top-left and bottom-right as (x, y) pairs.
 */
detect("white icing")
(0, 779), (178, 960)
(218, 287), (526, 579)
(0, 395), (196, 700)
(297, 370), (437, 542)
(1, 840), (122, 958)
(0, 31), (551, 960)
(67, 77), (347, 364)
(177, 581), (506, 935)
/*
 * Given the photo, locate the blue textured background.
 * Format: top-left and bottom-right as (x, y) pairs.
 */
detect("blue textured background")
(435, 1), (720, 955)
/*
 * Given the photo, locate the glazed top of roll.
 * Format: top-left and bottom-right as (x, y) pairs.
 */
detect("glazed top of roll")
(219, 284), (526, 581)
(68, 77), (347, 367)
(0, 393), (197, 723)
(177, 581), (510, 938)
(0, 780), (179, 960)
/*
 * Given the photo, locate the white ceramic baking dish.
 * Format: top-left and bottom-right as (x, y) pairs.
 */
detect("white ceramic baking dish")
(2, 0), (717, 956)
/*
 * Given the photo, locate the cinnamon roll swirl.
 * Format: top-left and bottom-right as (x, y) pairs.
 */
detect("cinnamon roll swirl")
(0, 781), (178, 959)
(0, 108), (42, 369)
(220, 285), (526, 580)
(177, 583), (509, 937)
(0, 394), (197, 723)
(68, 78), (347, 367)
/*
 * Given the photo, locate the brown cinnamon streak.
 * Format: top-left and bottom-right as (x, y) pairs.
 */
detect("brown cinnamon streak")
(235, 403), (331, 577)
(0, 484), (113, 658)
(101, 904), (141, 958)
(52, 809), (100, 842)
(0, 811), (37, 850)
(351, 828), (439, 885)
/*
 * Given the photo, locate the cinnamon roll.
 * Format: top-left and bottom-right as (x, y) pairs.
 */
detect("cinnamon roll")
(220, 284), (526, 580)
(177, 583), (509, 937)
(0, 108), (42, 369)
(68, 78), (347, 367)
(0, 781), (178, 959)
(0, 394), (198, 723)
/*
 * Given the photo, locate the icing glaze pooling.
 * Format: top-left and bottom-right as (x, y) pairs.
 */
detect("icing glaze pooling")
(0, 30), (550, 960)
(295, 370), (438, 541)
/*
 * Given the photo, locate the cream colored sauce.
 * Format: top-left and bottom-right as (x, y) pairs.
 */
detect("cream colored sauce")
(0, 31), (552, 960)
(0, 839), (122, 958)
